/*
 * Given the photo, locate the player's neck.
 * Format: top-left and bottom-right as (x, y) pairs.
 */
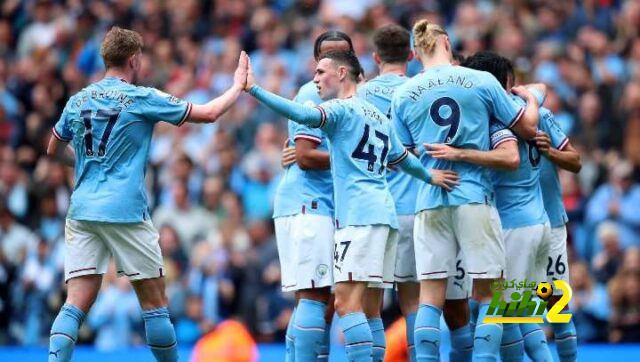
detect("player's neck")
(379, 62), (406, 76)
(338, 82), (357, 99)
(104, 68), (133, 83)
(420, 52), (451, 69)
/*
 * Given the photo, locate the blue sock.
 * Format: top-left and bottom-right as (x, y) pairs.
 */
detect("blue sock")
(294, 299), (327, 361)
(49, 304), (85, 362)
(469, 299), (479, 337)
(414, 304), (441, 362)
(500, 323), (524, 362)
(406, 312), (417, 362)
(142, 307), (178, 362)
(339, 312), (373, 362)
(552, 319), (577, 362)
(318, 318), (331, 361)
(473, 303), (503, 362)
(449, 324), (473, 362)
(286, 307), (296, 362)
(520, 323), (553, 362)
(368, 318), (386, 362)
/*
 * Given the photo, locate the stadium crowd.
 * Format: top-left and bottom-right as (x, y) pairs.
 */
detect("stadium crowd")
(0, 0), (640, 350)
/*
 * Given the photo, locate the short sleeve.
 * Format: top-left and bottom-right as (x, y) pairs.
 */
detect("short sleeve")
(387, 127), (409, 166)
(140, 87), (192, 126)
(52, 105), (73, 142)
(482, 75), (525, 129)
(539, 108), (569, 150)
(293, 97), (323, 144)
(489, 119), (517, 149)
(390, 95), (414, 148)
(527, 87), (545, 106)
(315, 99), (346, 136)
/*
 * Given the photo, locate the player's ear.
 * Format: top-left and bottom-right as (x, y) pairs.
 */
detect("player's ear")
(373, 52), (381, 65)
(338, 65), (347, 81)
(407, 50), (415, 62)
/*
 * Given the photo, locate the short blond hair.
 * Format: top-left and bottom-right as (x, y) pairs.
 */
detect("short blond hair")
(412, 19), (448, 56)
(100, 26), (143, 68)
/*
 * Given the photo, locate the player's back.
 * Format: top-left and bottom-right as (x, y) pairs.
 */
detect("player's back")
(357, 73), (416, 216)
(54, 77), (190, 222)
(273, 81), (333, 218)
(538, 109), (570, 228)
(318, 97), (404, 229)
(391, 64), (524, 210)
(490, 115), (546, 230)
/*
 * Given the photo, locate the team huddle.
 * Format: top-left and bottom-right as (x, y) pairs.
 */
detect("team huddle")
(46, 20), (581, 362)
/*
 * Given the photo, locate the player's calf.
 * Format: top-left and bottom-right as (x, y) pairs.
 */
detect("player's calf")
(294, 287), (332, 362)
(444, 298), (472, 362)
(133, 277), (177, 362)
(48, 304), (86, 362)
(473, 279), (504, 362)
(335, 282), (373, 362)
(397, 282), (419, 362)
(364, 287), (386, 362)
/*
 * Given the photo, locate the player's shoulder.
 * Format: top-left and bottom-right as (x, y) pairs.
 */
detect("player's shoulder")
(538, 106), (559, 130)
(455, 65), (493, 80)
(392, 73), (421, 97)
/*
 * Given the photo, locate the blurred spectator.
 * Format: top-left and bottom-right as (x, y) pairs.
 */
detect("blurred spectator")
(153, 181), (212, 251)
(0, 159), (29, 219)
(569, 261), (610, 343)
(586, 160), (640, 250)
(87, 265), (142, 351)
(175, 295), (213, 345)
(16, 239), (56, 345)
(593, 221), (624, 284)
(0, 199), (37, 266)
(608, 248), (640, 343)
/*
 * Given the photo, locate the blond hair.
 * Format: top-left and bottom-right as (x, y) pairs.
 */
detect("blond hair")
(100, 27), (143, 69)
(412, 19), (448, 56)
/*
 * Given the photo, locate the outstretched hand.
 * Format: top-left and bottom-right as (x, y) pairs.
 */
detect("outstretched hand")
(425, 143), (463, 161)
(233, 51), (249, 90)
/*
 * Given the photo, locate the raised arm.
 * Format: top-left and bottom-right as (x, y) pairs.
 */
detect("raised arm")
(248, 85), (324, 127)
(186, 51), (249, 123)
(510, 86), (540, 139)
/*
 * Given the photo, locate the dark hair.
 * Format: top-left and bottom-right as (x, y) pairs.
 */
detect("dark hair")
(372, 24), (411, 64)
(313, 31), (354, 60)
(319, 50), (362, 82)
(462, 51), (514, 89)
(452, 51), (466, 65)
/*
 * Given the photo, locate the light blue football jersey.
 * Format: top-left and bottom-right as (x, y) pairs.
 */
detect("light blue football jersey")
(391, 64), (525, 211)
(538, 109), (570, 228)
(272, 81), (334, 218)
(316, 97), (408, 229)
(490, 98), (564, 229)
(53, 77), (191, 223)
(357, 73), (417, 216)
